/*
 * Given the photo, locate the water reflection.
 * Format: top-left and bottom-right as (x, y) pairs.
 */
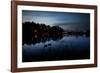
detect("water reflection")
(22, 34), (90, 62)
(23, 33), (64, 45)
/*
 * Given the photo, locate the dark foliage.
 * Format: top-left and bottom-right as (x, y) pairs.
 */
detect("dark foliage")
(22, 22), (64, 45)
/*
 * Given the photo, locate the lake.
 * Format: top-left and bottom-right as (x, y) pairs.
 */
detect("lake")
(22, 35), (90, 62)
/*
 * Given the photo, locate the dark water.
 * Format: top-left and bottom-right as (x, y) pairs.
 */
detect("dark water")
(22, 36), (90, 62)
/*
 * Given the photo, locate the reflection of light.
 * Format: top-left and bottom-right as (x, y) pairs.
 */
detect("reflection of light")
(35, 35), (37, 38)
(34, 29), (37, 32)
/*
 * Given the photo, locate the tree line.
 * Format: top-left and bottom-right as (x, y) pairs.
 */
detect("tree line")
(22, 21), (64, 44)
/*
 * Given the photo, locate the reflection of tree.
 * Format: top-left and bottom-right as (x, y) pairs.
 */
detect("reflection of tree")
(22, 21), (64, 45)
(64, 30), (90, 37)
(22, 21), (90, 45)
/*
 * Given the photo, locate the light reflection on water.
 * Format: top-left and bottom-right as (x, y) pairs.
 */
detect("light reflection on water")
(22, 36), (90, 62)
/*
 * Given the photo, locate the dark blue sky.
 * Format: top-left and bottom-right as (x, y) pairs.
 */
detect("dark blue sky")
(22, 10), (90, 31)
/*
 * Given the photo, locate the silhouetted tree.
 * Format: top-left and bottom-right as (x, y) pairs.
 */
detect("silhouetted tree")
(22, 21), (64, 45)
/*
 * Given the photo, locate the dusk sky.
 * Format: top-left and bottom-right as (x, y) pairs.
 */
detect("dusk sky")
(22, 10), (90, 31)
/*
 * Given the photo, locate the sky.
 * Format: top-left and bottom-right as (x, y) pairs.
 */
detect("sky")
(22, 10), (90, 31)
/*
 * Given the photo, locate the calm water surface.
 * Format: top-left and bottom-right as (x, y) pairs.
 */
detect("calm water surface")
(22, 36), (90, 62)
